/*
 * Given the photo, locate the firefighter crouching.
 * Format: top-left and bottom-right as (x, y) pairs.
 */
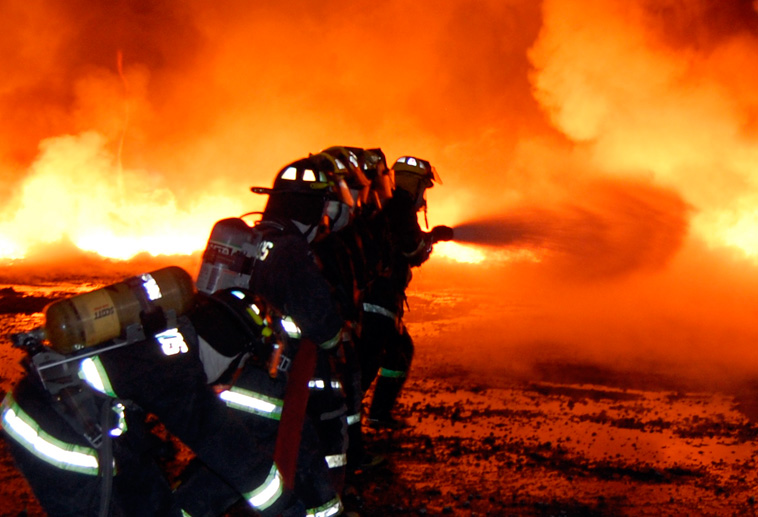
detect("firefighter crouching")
(1, 267), (305, 517)
(193, 154), (356, 515)
(172, 286), (342, 517)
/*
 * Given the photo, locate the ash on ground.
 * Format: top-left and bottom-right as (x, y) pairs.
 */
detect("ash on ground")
(2, 281), (758, 517)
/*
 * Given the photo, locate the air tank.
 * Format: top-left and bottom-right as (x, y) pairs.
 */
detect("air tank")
(43, 266), (196, 354)
(196, 218), (257, 294)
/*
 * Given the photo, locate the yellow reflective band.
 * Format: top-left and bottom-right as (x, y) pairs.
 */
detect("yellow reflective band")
(219, 388), (283, 421)
(79, 357), (118, 397)
(245, 306), (264, 326)
(306, 496), (343, 517)
(324, 453), (347, 469)
(347, 412), (361, 426)
(1, 395), (102, 475)
(246, 464), (284, 511)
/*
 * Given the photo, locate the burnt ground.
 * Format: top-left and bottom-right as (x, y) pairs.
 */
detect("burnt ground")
(3, 281), (758, 516)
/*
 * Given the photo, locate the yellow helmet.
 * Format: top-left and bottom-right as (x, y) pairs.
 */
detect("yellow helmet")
(321, 146), (371, 205)
(391, 156), (441, 202)
(362, 148), (393, 205)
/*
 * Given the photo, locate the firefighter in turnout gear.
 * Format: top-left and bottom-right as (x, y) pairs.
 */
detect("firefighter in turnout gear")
(359, 156), (452, 429)
(171, 287), (337, 517)
(194, 154), (354, 515)
(1, 267), (304, 517)
(250, 155), (354, 498)
(310, 146), (375, 475)
(1, 363), (175, 516)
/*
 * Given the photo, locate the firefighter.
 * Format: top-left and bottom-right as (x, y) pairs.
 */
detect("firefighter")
(173, 286), (342, 517)
(248, 155), (355, 497)
(191, 155), (355, 513)
(1, 268), (304, 517)
(354, 148), (394, 286)
(310, 147), (376, 475)
(359, 156), (453, 429)
(1, 368), (175, 516)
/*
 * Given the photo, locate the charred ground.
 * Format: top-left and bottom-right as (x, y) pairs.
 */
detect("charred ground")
(2, 281), (758, 516)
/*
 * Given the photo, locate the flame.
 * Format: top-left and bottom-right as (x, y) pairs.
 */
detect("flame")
(2, 0), (755, 264)
(721, 210), (758, 258)
(0, 131), (244, 260)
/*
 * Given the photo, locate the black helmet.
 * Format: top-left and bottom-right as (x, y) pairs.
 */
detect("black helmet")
(192, 287), (280, 363)
(321, 146), (372, 204)
(252, 155), (354, 225)
(361, 148), (393, 204)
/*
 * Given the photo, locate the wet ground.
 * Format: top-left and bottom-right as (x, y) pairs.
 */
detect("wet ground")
(2, 269), (758, 516)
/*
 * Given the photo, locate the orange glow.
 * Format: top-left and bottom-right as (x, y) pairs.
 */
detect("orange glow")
(3, 1), (758, 389)
(434, 242), (486, 264)
(0, 132), (246, 260)
(8, 5), (758, 513)
(722, 210), (758, 258)
(3, 1), (756, 262)
(529, 0), (758, 260)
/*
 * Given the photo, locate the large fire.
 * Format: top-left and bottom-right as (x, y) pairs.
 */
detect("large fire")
(3, 1), (758, 267)
(3, 1), (758, 376)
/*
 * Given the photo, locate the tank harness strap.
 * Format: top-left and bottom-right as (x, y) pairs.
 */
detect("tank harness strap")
(362, 303), (397, 321)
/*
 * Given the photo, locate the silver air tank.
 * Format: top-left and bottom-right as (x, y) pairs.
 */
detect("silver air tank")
(196, 218), (257, 294)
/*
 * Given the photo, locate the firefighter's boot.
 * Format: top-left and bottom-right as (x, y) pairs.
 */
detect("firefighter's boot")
(367, 375), (408, 429)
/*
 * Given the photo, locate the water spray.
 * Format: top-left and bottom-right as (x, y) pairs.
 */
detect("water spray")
(451, 215), (549, 248)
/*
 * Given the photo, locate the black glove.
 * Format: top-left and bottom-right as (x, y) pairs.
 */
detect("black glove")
(430, 225), (454, 243)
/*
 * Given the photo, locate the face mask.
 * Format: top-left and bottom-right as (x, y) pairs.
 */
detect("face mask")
(414, 189), (427, 211)
(325, 200), (351, 232)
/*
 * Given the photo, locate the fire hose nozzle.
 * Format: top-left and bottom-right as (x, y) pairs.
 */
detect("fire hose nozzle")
(431, 225), (454, 243)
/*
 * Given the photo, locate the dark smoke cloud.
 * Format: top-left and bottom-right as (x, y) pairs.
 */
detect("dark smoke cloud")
(642, 0), (758, 50)
(0, 1), (202, 159)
